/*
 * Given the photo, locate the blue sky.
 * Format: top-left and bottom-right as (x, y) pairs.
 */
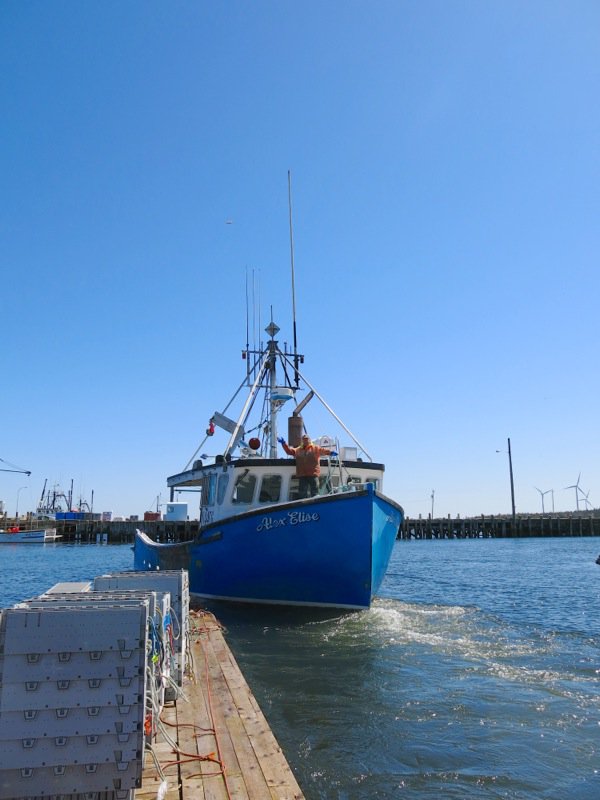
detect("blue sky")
(2, 1), (598, 519)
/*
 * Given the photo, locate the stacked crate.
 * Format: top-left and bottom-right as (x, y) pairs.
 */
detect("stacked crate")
(24, 589), (172, 728)
(0, 602), (148, 799)
(93, 571), (189, 700)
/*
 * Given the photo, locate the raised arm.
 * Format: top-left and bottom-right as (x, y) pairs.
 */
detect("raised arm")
(277, 436), (296, 456)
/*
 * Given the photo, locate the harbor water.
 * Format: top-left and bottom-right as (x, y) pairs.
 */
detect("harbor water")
(1, 537), (598, 799)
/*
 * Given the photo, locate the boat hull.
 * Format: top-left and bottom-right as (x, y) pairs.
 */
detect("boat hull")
(0, 528), (61, 543)
(134, 486), (402, 609)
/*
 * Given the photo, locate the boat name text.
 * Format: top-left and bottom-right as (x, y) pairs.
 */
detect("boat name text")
(257, 511), (320, 532)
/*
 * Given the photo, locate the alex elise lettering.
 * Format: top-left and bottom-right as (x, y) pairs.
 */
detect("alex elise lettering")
(257, 510), (320, 532)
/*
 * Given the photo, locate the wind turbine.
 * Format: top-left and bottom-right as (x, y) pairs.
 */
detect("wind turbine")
(565, 473), (582, 511)
(580, 489), (592, 510)
(535, 487), (552, 514)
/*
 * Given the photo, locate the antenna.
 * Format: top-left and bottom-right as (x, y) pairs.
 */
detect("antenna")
(288, 170), (299, 387)
(257, 269), (261, 351)
(245, 267), (250, 348)
(252, 267), (256, 356)
(245, 267), (250, 383)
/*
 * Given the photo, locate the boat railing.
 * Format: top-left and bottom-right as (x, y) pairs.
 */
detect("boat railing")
(324, 481), (372, 496)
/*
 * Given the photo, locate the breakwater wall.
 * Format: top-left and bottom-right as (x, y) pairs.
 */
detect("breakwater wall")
(402, 513), (600, 539)
(21, 512), (600, 543)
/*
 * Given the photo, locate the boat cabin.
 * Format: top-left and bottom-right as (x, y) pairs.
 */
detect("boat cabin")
(167, 452), (385, 526)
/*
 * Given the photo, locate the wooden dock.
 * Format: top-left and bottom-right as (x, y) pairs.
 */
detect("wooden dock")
(401, 512), (600, 539)
(136, 609), (304, 800)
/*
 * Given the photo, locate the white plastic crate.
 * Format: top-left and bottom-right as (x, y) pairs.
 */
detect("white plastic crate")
(0, 760), (142, 796)
(93, 571), (189, 688)
(0, 605), (148, 798)
(16, 592), (170, 717)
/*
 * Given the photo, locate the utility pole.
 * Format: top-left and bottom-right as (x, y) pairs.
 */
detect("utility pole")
(508, 437), (516, 527)
(16, 486), (28, 519)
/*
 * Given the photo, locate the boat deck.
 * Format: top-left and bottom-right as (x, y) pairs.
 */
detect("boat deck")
(135, 609), (304, 800)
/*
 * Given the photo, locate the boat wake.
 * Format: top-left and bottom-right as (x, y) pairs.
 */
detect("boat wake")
(320, 597), (600, 707)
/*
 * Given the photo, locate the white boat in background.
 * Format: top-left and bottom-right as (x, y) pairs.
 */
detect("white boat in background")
(0, 528), (61, 543)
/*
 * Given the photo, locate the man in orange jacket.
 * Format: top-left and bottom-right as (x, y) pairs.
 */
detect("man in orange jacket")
(278, 433), (337, 498)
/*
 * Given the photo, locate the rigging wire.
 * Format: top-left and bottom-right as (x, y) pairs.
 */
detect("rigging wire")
(278, 349), (372, 461)
(0, 456), (31, 475)
(183, 360), (262, 471)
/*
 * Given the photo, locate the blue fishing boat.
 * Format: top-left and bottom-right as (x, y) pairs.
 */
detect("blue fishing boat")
(134, 315), (403, 609)
(134, 176), (403, 608)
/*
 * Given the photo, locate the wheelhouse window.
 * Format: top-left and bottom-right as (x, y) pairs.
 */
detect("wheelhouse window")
(201, 474), (217, 506)
(259, 474), (282, 503)
(288, 477), (301, 501)
(217, 474), (229, 504)
(288, 475), (333, 499)
(232, 470), (256, 504)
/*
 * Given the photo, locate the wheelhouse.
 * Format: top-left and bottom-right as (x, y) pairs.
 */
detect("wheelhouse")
(167, 456), (385, 525)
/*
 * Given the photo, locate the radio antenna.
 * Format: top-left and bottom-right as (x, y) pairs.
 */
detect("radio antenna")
(288, 170), (300, 387)
(252, 267), (257, 356)
(245, 266), (250, 383)
(245, 267), (249, 351)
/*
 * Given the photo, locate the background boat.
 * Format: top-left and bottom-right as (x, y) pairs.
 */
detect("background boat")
(0, 528), (61, 543)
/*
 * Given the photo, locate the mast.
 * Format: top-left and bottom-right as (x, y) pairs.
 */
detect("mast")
(266, 319), (280, 458)
(288, 171), (300, 387)
(38, 478), (48, 511)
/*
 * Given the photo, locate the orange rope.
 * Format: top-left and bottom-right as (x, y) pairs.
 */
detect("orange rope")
(160, 716), (215, 736)
(151, 608), (235, 797)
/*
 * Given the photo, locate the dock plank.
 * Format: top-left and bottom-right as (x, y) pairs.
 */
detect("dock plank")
(137, 609), (304, 800)
(221, 660), (302, 799)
